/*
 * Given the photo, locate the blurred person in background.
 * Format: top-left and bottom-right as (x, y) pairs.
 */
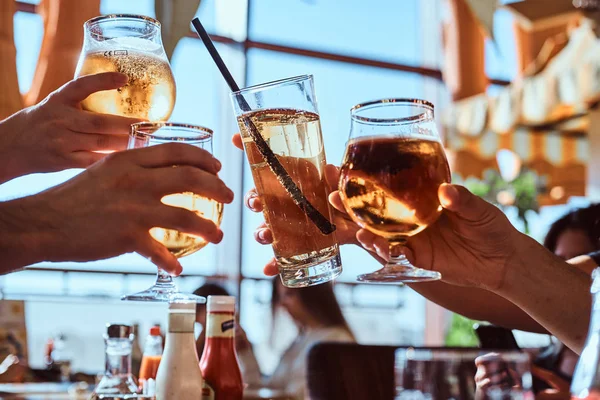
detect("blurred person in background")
(193, 282), (262, 386)
(266, 279), (355, 399)
(544, 204), (600, 265)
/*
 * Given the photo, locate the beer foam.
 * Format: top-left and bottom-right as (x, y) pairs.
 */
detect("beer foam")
(90, 36), (163, 54)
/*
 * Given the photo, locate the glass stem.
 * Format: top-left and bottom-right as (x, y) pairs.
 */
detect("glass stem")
(155, 268), (175, 288)
(387, 239), (411, 269)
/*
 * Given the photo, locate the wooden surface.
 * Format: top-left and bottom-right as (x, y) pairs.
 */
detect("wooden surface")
(0, 0), (24, 119)
(24, 0), (100, 107)
(442, 0), (488, 102)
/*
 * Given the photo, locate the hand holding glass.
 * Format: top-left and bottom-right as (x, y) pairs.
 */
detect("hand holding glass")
(122, 123), (224, 302)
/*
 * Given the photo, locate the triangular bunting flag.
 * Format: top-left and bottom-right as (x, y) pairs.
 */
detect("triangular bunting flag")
(464, 0), (499, 41)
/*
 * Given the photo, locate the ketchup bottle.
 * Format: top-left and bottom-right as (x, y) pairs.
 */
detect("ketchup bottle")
(200, 296), (244, 400)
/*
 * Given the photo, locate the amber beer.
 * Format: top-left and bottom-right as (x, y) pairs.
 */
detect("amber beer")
(239, 109), (338, 266)
(340, 137), (451, 239)
(152, 192), (223, 257)
(128, 122), (223, 259)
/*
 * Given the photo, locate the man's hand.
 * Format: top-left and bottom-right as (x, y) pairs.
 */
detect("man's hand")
(231, 133), (363, 276)
(0, 143), (234, 275)
(0, 72), (142, 183)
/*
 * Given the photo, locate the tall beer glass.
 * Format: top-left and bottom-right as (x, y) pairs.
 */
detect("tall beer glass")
(230, 75), (341, 288)
(339, 99), (450, 283)
(75, 14), (176, 121)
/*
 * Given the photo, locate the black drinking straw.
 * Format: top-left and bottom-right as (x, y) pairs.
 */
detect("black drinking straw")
(191, 18), (335, 235)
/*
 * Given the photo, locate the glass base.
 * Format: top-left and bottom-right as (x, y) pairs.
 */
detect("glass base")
(121, 286), (206, 303)
(279, 252), (342, 288)
(357, 267), (441, 284)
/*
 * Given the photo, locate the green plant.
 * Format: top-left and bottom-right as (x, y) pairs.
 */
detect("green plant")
(445, 313), (480, 347)
(458, 168), (546, 234)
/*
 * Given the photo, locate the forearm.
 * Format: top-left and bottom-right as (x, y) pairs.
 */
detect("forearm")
(498, 234), (592, 354)
(410, 282), (548, 333)
(354, 243), (548, 333)
(0, 198), (46, 274)
(0, 111), (28, 184)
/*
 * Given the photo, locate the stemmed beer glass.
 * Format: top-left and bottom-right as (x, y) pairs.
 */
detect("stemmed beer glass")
(122, 123), (224, 302)
(74, 14), (176, 121)
(339, 99), (450, 283)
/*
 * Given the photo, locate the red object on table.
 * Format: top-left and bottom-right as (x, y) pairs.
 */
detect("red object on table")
(139, 326), (163, 384)
(199, 296), (243, 400)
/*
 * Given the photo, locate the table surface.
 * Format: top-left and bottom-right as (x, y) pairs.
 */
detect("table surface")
(0, 383), (296, 400)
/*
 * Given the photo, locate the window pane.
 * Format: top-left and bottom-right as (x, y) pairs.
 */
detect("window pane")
(14, 11), (44, 94)
(100, 0), (217, 35)
(249, 0), (427, 66)
(23, 298), (168, 373)
(100, 0), (156, 17)
(241, 49), (432, 281)
(485, 7), (518, 82)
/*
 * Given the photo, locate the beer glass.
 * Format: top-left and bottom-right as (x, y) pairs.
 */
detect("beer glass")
(339, 99), (450, 283)
(75, 14), (176, 121)
(230, 75), (341, 288)
(122, 123), (223, 302)
(395, 348), (534, 400)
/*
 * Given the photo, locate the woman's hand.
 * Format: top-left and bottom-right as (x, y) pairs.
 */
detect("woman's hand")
(0, 72), (142, 183)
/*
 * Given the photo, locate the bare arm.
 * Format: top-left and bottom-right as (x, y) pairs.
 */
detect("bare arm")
(497, 234), (592, 353)
(0, 198), (47, 274)
(410, 282), (548, 333)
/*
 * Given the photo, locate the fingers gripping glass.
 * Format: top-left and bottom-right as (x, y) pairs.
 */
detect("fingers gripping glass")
(339, 99), (450, 283)
(121, 122), (223, 302)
